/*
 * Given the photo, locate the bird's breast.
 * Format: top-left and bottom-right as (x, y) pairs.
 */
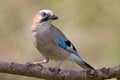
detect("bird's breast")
(31, 25), (70, 60)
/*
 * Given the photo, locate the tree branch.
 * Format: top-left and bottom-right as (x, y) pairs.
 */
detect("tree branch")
(0, 61), (119, 80)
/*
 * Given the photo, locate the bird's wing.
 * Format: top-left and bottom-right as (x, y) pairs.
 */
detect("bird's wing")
(56, 38), (77, 54)
(50, 24), (78, 54)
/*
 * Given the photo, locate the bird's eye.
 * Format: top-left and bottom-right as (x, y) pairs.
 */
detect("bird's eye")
(41, 12), (47, 17)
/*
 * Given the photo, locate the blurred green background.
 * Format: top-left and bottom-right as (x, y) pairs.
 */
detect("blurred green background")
(0, 0), (120, 80)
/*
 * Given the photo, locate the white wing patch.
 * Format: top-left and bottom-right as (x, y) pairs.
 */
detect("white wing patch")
(65, 40), (77, 53)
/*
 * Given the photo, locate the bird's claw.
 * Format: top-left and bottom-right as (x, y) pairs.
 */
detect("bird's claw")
(54, 67), (61, 75)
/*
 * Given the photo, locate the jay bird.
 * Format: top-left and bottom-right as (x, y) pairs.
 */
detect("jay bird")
(31, 10), (94, 71)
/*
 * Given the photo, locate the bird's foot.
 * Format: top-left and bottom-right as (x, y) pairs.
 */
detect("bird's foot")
(48, 67), (61, 75)
(31, 58), (49, 65)
(54, 67), (61, 75)
(26, 62), (43, 67)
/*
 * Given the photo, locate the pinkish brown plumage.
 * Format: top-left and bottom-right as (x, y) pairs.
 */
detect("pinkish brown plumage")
(31, 10), (94, 72)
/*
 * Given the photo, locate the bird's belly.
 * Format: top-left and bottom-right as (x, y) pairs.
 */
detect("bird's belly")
(37, 42), (70, 60)
(32, 30), (70, 61)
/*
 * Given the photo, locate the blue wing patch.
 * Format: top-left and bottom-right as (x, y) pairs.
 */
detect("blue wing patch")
(56, 38), (77, 53)
(56, 38), (67, 49)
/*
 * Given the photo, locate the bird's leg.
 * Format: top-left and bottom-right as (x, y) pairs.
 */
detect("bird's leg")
(54, 60), (64, 74)
(33, 58), (49, 65)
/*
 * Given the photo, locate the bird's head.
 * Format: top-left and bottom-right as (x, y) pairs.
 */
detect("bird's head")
(39, 10), (58, 23)
(31, 10), (58, 32)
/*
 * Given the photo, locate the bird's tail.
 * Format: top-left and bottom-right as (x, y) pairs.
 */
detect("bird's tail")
(68, 53), (94, 70)
(76, 60), (94, 70)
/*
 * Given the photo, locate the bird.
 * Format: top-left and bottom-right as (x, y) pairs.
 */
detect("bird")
(31, 9), (94, 71)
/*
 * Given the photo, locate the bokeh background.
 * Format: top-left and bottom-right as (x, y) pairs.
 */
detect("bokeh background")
(0, 0), (120, 80)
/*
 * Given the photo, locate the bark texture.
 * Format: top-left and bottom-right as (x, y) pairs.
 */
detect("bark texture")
(0, 61), (120, 80)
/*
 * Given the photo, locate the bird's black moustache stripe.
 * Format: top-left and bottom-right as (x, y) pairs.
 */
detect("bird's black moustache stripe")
(40, 17), (49, 23)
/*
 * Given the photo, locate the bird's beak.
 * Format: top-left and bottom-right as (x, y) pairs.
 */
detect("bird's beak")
(49, 15), (58, 20)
